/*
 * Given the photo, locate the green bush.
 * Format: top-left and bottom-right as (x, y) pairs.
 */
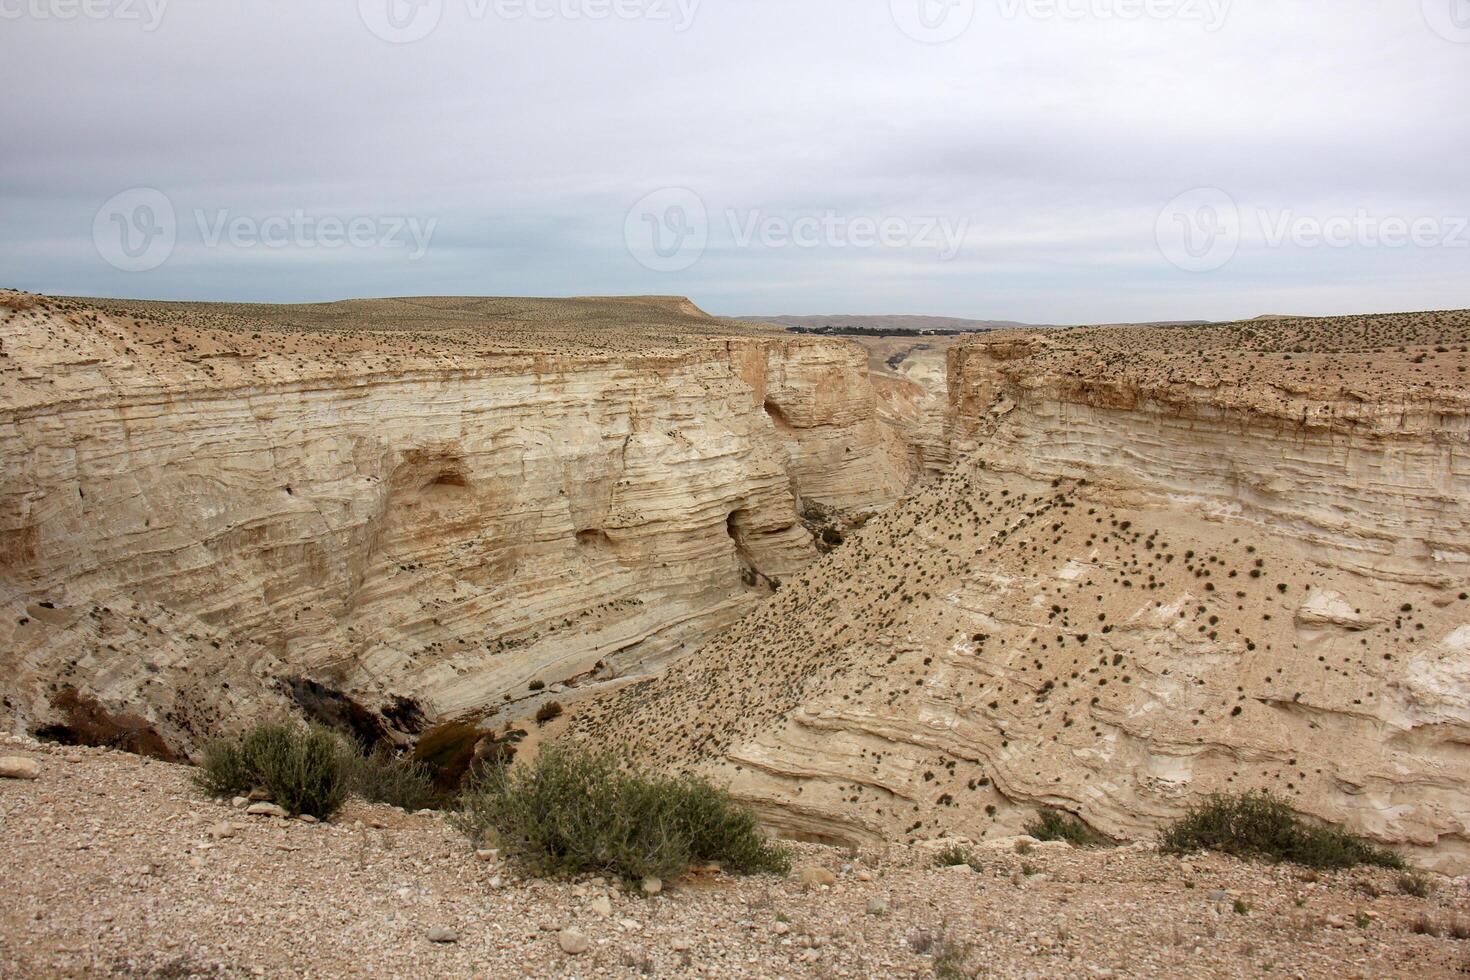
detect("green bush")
(932, 843), (977, 870)
(1025, 809), (1106, 847)
(453, 746), (790, 881)
(194, 723), (348, 819)
(1160, 791), (1403, 870)
(344, 746), (442, 812)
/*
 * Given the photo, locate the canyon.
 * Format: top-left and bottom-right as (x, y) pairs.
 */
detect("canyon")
(0, 293), (908, 756)
(4, 291), (1470, 872)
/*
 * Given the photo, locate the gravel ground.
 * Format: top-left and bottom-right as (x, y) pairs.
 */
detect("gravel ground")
(2, 736), (1467, 979)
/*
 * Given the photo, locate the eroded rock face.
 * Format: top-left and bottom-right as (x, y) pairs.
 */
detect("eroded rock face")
(570, 312), (1470, 872)
(0, 294), (907, 754)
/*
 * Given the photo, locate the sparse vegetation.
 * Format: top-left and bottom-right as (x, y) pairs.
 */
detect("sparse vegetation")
(1025, 809), (1106, 847)
(909, 923), (974, 978)
(197, 723), (447, 817)
(452, 746), (790, 881)
(1160, 792), (1404, 870)
(932, 843), (980, 871)
(194, 723), (348, 819)
(1398, 872), (1433, 898)
(341, 746), (441, 812)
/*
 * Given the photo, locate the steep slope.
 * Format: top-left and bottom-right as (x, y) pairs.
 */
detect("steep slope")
(568, 311), (1470, 872)
(0, 292), (908, 755)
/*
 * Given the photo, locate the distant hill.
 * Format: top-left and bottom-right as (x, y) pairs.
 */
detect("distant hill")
(735, 314), (1047, 335)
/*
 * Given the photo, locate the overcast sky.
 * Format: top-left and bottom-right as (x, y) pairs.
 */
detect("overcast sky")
(1, 0), (1466, 323)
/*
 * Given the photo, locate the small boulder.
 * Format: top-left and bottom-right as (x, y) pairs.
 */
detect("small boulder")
(427, 926), (458, 944)
(865, 896), (889, 916)
(640, 876), (663, 896)
(797, 867), (836, 887)
(589, 896), (613, 917)
(558, 928), (589, 955)
(0, 757), (40, 780)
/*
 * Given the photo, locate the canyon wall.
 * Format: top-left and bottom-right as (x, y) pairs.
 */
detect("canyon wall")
(0, 295), (906, 755)
(571, 315), (1470, 872)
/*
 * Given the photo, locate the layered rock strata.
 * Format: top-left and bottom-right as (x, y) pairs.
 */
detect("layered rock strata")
(0, 293), (905, 754)
(570, 312), (1470, 872)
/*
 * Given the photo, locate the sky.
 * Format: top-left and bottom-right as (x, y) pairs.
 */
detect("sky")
(1, 0), (1467, 324)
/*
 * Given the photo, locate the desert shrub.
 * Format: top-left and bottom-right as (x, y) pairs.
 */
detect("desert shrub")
(1160, 791), (1403, 870)
(1398, 872), (1433, 898)
(453, 746), (789, 881)
(194, 723), (348, 819)
(344, 746), (442, 812)
(1026, 809), (1105, 847)
(534, 701), (563, 725)
(932, 843), (978, 870)
(909, 923), (974, 978)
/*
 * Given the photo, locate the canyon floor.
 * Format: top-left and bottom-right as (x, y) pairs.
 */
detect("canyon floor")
(2, 736), (1468, 979)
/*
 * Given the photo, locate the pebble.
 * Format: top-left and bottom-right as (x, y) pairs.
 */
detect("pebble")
(0, 756), (41, 780)
(426, 926), (458, 944)
(641, 876), (663, 896)
(865, 896), (889, 915)
(589, 896), (613, 917)
(558, 928), (589, 955)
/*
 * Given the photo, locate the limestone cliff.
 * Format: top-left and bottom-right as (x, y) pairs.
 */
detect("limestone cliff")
(569, 311), (1470, 872)
(0, 293), (906, 754)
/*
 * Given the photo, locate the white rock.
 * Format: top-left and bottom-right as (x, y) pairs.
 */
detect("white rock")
(558, 928), (589, 955)
(0, 757), (40, 780)
(640, 876), (662, 896)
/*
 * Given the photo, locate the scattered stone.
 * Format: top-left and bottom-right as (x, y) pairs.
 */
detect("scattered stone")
(640, 876), (662, 896)
(426, 926), (458, 944)
(558, 928), (589, 955)
(206, 822), (235, 840)
(589, 896), (613, 917)
(865, 896), (888, 915)
(475, 848), (499, 863)
(245, 802), (289, 818)
(0, 757), (41, 780)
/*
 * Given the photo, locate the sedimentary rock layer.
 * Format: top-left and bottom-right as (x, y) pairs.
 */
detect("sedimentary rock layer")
(571, 312), (1470, 872)
(0, 293), (906, 754)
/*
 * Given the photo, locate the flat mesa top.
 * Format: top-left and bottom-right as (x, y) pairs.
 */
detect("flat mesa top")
(963, 309), (1470, 403)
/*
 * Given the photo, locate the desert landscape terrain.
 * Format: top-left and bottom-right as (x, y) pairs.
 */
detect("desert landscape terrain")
(2, 289), (1468, 977)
